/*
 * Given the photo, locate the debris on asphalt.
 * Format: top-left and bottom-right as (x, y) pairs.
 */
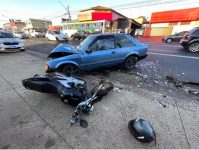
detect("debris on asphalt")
(166, 75), (199, 87)
(113, 87), (121, 92)
(184, 87), (199, 96)
(159, 93), (167, 98)
(166, 75), (183, 88)
(166, 75), (199, 96)
(158, 101), (167, 108)
(135, 60), (161, 88)
(162, 94), (167, 98)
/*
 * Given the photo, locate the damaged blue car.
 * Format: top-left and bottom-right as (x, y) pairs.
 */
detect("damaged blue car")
(45, 33), (148, 75)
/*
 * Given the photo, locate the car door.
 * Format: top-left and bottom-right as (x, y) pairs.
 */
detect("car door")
(173, 32), (184, 42)
(113, 35), (138, 63)
(80, 35), (116, 70)
(48, 31), (55, 40)
(47, 31), (52, 40)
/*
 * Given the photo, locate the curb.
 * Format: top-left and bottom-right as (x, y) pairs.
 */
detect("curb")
(26, 49), (49, 60)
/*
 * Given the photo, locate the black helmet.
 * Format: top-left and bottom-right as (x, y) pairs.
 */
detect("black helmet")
(128, 118), (156, 144)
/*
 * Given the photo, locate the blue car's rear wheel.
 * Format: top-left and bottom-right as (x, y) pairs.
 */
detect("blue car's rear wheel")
(124, 56), (138, 70)
(61, 64), (79, 76)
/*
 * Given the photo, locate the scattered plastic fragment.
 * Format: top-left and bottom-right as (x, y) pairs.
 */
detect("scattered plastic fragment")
(113, 87), (121, 92)
(184, 88), (199, 95)
(158, 101), (167, 108)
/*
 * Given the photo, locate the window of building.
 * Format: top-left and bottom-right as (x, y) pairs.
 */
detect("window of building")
(180, 21), (190, 25)
(169, 22), (178, 26)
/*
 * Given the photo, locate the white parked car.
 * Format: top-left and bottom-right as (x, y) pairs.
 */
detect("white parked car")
(14, 31), (29, 39)
(45, 30), (68, 42)
(30, 30), (45, 38)
(0, 31), (25, 52)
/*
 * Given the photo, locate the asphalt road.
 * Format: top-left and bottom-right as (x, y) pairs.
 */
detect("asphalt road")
(23, 38), (199, 82)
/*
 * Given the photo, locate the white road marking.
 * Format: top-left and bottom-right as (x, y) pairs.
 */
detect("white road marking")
(149, 52), (199, 60)
(140, 41), (181, 47)
(149, 48), (178, 52)
(150, 44), (181, 48)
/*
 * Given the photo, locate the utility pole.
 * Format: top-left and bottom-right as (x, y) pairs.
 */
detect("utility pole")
(57, 0), (71, 21)
(67, 5), (71, 21)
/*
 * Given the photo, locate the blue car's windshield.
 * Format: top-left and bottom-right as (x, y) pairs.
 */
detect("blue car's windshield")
(78, 36), (95, 52)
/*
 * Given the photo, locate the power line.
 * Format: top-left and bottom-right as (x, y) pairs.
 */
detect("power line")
(47, 0), (196, 20)
(112, 0), (193, 10)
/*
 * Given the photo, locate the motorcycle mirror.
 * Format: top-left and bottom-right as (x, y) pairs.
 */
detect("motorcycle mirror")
(86, 48), (92, 53)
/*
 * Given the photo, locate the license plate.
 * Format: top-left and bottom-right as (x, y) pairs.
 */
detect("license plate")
(9, 46), (17, 48)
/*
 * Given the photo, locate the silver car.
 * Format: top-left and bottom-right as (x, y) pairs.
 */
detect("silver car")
(0, 31), (25, 52)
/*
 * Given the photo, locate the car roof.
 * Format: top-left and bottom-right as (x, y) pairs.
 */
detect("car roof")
(0, 30), (12, 34)
(189, 27), (199, 33)
(90, 33), (127, 37)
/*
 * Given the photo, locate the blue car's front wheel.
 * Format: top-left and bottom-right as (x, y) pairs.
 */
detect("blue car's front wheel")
(124, 56), (138, 70)
(61, 64), (80, 76)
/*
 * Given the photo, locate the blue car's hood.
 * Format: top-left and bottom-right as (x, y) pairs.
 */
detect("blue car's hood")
(48, 44), (79, 58)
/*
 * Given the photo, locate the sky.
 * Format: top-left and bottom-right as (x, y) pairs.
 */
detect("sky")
(0, 0), (199, 27)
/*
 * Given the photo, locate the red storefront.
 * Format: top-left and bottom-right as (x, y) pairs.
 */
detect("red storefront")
(151, 7), (199, 23)
(145, 7), (199, 37)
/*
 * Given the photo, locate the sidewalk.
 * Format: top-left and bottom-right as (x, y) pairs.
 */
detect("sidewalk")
(0, 52), (198, 148)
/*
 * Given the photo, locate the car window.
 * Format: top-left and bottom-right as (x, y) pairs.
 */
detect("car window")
(115, 35), (136, 48)
(189, 28), (199, 35)
(89, 37), (115, 51)
(177, 32), (186, 36)
(193, 29), (199, 35)
(78, 36), (95, 51)
(0, 32), (15, 38)
(53, 31), (60, 34)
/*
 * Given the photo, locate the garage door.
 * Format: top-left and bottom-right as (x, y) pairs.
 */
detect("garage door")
(150, 27), (173, 36)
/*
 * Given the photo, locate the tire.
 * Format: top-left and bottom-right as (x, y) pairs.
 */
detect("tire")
(56, 37), (60, 42)
(20, 49), (25, 52)
(188, 42), (199, 53)
(123, 55), (138, 70)
(61, 64), (79, 76)
(166, 38), (172, 43)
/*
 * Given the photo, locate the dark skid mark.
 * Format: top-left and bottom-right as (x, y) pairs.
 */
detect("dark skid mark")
(80, 119), (88, 128)
(1, 145), (10, 149)
(45, 139), (56, 148)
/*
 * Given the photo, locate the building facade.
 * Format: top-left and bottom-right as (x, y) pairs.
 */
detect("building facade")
(146, 7), (199, 37)
(24, 18), (52, 33)
(3, 21), (25, 33)
(76, 6), (141, 33)
(61, 6), (141, 36)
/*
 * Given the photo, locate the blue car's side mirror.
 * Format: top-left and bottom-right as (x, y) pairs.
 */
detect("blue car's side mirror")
(86, 49), (92, 53)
